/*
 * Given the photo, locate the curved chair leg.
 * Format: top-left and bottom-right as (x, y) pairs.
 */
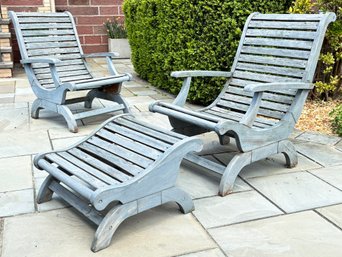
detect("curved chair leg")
(219, 152), (252, 196)
(109, 94), (130, 113)
(85, 89), (97, 109)
(278, 140), (298, 168)
(162, 187), (194, 214)
(37, 175), (55, 204)
(91, 201), (138, 252)
(57, 105), (78, 133)
(31, 98), (43, 119)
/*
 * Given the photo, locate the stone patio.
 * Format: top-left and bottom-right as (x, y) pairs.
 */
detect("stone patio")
(0, 59), (342, 257)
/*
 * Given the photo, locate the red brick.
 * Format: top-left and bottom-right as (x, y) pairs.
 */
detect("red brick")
(93, 25), (106, 34)
(101, 35), (109, 44)
(77, 25), (93, 35)
(84, 35), (102, 44)
(2, 0), (43, 5)
(69, 0), (89, 5)
(62, 6), (98, 16)
(83, 44), (108, 54)
(90, 0), (122, 5)
(77, 16), (111, 25)
(7, 7), (38, 12)
(79, 36), (85, 44)
(99, 6), (119, 15)
(55, 0), (68, 5)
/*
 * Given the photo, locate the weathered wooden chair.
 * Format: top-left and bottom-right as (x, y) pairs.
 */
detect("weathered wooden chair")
(34, 114), (202, 252)
(9, 11), (132, 132)
(150, 12), (336, 196)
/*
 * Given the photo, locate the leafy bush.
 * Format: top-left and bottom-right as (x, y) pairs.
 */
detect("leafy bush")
(330, 104), (342, 136)
(289, 0), (342, 100)
(124, 0), (291, 105)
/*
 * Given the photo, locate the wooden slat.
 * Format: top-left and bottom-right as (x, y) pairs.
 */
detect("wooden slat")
(236, 62), (305, 78)
(105, 123), (170, 151)
(45, 153), (107, 189)
(226, 85), (294, 104)
(17, 12), (68, 17)
(249, 20), (319, 30)
(240, 46), (310, 60)
(216, 99), (284, 119)
(26, 41), (78, 50)
(244, 37), (313, 50)
(124, 116), (187, 140)
(88, 136), (153, 169)
(97, 129), (162, 160)
(19, 17), (71, 23)
(32, 59), (84, 69)
(20, 23), (73, 29)
(58, 152), (119, 185)
(35, 69), (90, 80)
(230, 78), (297, 96)
(68, 148), (131, 182)
(34, 64), (87, 75)
(28, 47), (80, 57)
(238, 54), (308, 68)
(252, 14), (323, 21)
(79, 142), (143, 176)
(210, 106), (277, 126)
(233, 71), (300, 83)
(40, 74), (93, 85)
(24, 35), (77, 43)
(246, 29), (317, 39)
(221, 93), (290, 112)
(22, 29), (74, 36)
(114, 118), (180, 145)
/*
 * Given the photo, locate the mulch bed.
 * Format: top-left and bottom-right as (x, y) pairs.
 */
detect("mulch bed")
(296, 99), (341, 136)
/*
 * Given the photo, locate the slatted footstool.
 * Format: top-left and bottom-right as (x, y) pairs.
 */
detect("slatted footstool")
(34, 114), (202, 252)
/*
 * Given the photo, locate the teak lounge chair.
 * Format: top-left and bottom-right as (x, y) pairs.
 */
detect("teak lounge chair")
(35, 114), (202, 252)
(150, 12), (336, 196)
(9, 11), (132, 132)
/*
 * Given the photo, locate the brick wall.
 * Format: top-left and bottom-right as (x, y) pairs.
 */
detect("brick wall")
(1, 0), (54, 63)
(1, 0), (124, 63)
(55, 0), (124, 53)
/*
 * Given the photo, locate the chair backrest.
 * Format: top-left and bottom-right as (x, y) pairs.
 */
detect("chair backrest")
(215, 12), (335, 121)
(9, 11), (93, 88)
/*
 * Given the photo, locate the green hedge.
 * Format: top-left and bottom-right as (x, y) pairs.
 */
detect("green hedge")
(124, 0), (292, 105)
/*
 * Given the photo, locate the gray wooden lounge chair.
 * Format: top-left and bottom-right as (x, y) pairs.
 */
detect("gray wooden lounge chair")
(150, 12), (336, 196)
(34, 114), (202, 252)
(9, 11), (132, 132)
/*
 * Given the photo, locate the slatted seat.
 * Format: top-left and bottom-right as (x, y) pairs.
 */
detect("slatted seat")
(9, 11), (132, 132)
(35, 114), (202, 252)
(150, 12), (336, 196)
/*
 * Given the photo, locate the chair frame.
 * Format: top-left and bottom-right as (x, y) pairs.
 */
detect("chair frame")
(9, 11), (132, 132)
(150, 12), (336, 196)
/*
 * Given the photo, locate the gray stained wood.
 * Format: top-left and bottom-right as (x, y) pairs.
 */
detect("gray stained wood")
(9, 11), (132, 132)
(35, 114), (201, 252)
(149, 12), (336, 196)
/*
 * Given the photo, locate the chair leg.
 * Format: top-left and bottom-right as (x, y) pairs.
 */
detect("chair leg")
(219, 152), (252, 196)
(278, 140), (298, 168)
(31, 98), (43, 119)
(57, 105), (78, 133)
(36, 175), (55, 204)
(162, 187), (194, 214)
(84, 89), (97, 109)
(91, 201), (138, 252)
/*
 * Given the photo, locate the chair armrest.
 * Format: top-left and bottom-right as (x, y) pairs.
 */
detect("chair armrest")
(81, 52), (119, 58)
(21, 57), (61, 64)
(171, 70), (232, 78)
(244, 82), (313, 93)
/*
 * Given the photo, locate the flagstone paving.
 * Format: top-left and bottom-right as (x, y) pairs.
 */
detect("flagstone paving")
(0, 59), (341, 257)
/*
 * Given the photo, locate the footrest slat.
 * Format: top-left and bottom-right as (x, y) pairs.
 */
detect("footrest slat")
(73, 104), (124, 120)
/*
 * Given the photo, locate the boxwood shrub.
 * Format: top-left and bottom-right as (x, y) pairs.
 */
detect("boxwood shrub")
(124, 0), (292, 105)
